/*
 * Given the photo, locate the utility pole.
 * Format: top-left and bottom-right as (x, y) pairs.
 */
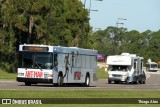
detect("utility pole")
(114, 18), (127, 54)
(46, 0), (53, 45)
(84, 0), (102, 48)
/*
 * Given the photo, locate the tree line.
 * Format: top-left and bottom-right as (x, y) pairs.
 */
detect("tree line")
(90, 26), (160, 64)
(0, 0), (89, 72)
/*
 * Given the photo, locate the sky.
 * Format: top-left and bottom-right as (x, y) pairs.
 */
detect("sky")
(81, 0), (160, 32)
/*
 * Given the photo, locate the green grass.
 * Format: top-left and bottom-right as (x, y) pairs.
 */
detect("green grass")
(0, 68), (108, 80)
(97, 68), (108, 79)
(0, 90), (159, 106)
(0, 69), (17, 79)
(0, 90), (160, 98)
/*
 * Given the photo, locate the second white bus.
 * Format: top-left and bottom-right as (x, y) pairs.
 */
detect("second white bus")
(146, 62), (158, 72)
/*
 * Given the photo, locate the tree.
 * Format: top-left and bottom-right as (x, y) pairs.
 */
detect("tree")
(91, 26), (160, 64)
(0, 0), (90, 72)
(41, 0), (89, 47)
(147, 30), (160, 62)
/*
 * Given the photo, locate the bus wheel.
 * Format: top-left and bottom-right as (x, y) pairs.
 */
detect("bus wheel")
(143, 81), (146, 84)
(84, 75), (90, 87)
(133, 81), (137, 84)
(139, 81), (142, 84)
(25, 82), (31, 86)
(57, 75), (63, 86)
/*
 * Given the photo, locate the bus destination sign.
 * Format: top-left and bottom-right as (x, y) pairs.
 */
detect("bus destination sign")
(23, 46), (48, 52)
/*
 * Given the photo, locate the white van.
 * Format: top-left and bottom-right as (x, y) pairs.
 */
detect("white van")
(107, 53), (146, 84)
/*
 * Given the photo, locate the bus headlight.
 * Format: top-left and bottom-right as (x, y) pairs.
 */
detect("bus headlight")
(18, 73), (24, 76)
(44, 74), (53, 78)
(44, 74), (50, 78)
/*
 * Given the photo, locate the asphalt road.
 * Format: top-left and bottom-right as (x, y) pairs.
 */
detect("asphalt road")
(0, 72), (160, 90)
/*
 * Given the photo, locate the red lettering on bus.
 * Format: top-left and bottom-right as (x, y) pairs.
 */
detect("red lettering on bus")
(74, 71), (81, 80)
(34, 71), (43, 78)
(25, 71), (33, 77)
(25, 71), (43, 78)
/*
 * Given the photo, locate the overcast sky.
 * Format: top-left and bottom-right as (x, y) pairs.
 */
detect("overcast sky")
(81, 0), (160, 32)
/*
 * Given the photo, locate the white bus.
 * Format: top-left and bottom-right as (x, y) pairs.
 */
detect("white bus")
(17, 44), (97, 86)
(146, 62), (158, 72)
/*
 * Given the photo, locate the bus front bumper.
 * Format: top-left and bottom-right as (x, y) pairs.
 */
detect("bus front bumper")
(17, 77), (53, 83)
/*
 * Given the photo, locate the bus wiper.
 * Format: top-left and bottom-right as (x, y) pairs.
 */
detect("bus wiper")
(35, 62), (42, 71)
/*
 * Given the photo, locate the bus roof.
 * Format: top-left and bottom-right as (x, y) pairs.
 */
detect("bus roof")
(19, 44), (97, 55)
(146, 62), (157, 65)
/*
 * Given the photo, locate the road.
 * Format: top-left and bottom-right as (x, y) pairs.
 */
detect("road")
(0, 72), (160, 90)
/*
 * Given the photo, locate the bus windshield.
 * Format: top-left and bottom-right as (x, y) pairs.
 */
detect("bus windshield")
(150, 64), (158, 68)
(19, 52), (53, 69)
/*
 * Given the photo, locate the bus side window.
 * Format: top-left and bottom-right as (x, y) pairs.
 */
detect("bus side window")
(141, 62), (143, 71)
(134, 60), (137, 69)
(54, 54), (58, 67)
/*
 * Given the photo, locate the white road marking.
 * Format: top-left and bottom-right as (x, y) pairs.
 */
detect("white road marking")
(0, 80), (15, 83)
(146, 74), (150, 79)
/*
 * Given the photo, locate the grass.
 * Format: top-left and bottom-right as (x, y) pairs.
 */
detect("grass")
(0, 90), (159, 106)
(0, 69), (17, 79)
(0, 68), (108, 80)
(97, 68), (108, 79)
(0, 90), (160, 98)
